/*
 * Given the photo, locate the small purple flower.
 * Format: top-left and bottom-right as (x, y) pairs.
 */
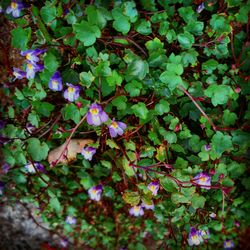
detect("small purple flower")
(81, 147), (96, 161)
(86, 103), (109, 126)
(224, 239), (234, 249)
(13, 67), (26, 79)
(26, 62), (44, 79)
(6, 1), (24, 18)
(65, 215), (76, 225)
(188, 227), (204, 246)
(26, 123), (36, 134)
(1, 163), (10, 174)
(193, 172), (211, 189)
(60, 238), (68, 248)
(142, 202), (154, 210)
(204, 144), (211, 151)
(147, 181), (159, 196)
(197, 3), (205, 13)
(0, 181), (5, 195)
(48, 71), (63, 91)
(21, 49), (46, 64)
(129, 205), (144, 217)
(25, 162), (45, 173)
(0, 6), (3, 13)
(210, 212), (216, 218)
(199, 229), (210, 240)
(63, 83), (80, 102)
(88, 185), (103, 201)
(108, 119), (127, 138)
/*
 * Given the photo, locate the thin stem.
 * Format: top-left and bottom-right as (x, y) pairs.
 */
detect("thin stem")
(52, 114), (87, 166)
(178, 85), (217, 131)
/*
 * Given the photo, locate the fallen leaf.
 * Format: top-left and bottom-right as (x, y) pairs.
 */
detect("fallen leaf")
(48, 138), (94, 166)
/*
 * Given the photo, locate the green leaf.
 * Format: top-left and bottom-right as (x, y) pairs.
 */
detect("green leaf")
(40, 4), (57, 24)
(49, 197), (61, 214)
(62, 103), (81, 124)
(106, 139), (119, 149)
(123, 191), (140, 206)
(160, 71), (183, 92)
(113, 16), (131, 34)
(211, 132), (233, 156)
(191, 194), (206, 209)
(135, 19), (152, 35)
(125, 60), (149, 81)
(86, 5), (112, 29)
(33, 101), (55, 117)
(204, 84), (231, 106)
(122, 156), (135, 177)
(171, 193), (190, 204)
(44, 52), (59, 73)
(131, 102), (149, 120)
(178, 6), (197, 23)
(112, 96), (127, 110)
(177, 32), (195, 49)
(11, 27), (31, 50)
(222, 110), (237, 126)
(73, 20), (101, 46)
(160, 177), (178, 192)
(27, 138), (49, 161)
(125, 80), (142, 97)
(155, 99), (170, 115)
(80, 71), (95, 88)
(107, 70), (123, 86)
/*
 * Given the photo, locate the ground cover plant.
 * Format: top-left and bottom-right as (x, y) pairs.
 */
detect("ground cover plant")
(0, 0), (250, 249)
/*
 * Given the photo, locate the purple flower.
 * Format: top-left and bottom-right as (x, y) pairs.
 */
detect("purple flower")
(108, 119), (127, 138)
(25, 162), (45, 173)
(13, 67), (26, 79)
(188, 227), (204, 246)
(210, 212), (216, 218)
(21, 49), (46, 64)
(81, 146), (96, 161)
(1, 163), (10, 174)
(65, 215), (76, 225)
(147, 181), (159, 196)
(63, 83), (80, 102)
(88, 185), (103, 201)
(142, 202), (154, 210)
(86, 103), (109, 126)
(193, 172), (211, 189)
(204, 144), (211, 151)
(0, 6), (3, 13)
(224, 240), (234, 249)
(0, 181), (5, 195)
(6, 1), (24, 18)
(26, 123), (36, 134)
(26, 62), (44, 79)
(48, 71), (63, 91)
(129, 205), (144, 217)
(60, 238), (68, 248)
(199, 229), (210, 240)
(197, 3), (205, 13)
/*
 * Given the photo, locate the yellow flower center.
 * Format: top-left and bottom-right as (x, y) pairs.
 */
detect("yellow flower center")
(27, 64), (33, 70)
(90, 108), (99, 115)
(68, 87), (75, 93)
(200, 177), (207, 182)
(26, 54), (31, 60)
(192, 235), (198, 241)
(134, 206), (140, 212)
(92, 189), (97, 194)
(150, 185), (155, 191)
(226, 242), (232, 247)
(11, 2), (17, 9)
(111, 121), (118, 129)
(52, 80), (58, 86)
